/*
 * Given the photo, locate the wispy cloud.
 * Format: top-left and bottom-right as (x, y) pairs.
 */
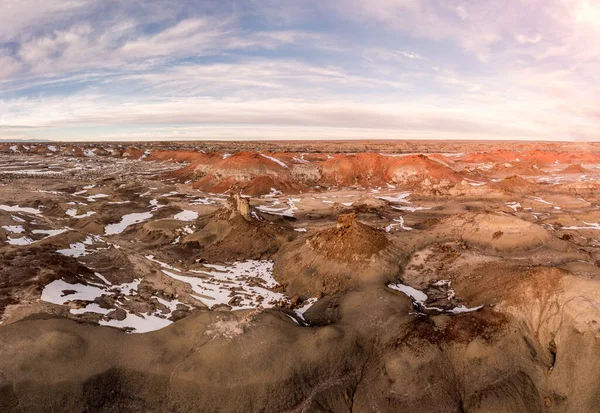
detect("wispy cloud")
(1, 0), (599, 141)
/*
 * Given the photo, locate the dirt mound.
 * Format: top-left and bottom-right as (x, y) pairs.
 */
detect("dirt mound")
(489, 175), (538, 193)
(385, 155), (463, 185)
(438, 212), (550, 251)
(190, 152), (300, 196)
(30, 145), (52, 155)
(60, 145), (84, 157)
(274, 213), (401, 297)
(122, 147), (144, 159)
(164, 153), (221, 181)
(321, 153), (463, 188)
(321, 153), (388, 187)
(461, 150), (520, 163)
(93, 147), (110, 156)
(561, 164), (591, 174)
(352, 197), (389, 213)
(488, 162), (546, 176)
(309, 213), (389, 261)
(521, 150), (600, 165)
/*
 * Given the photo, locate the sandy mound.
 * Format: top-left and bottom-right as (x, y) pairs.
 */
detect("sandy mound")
(488, 162), (546, 176)
(122, 147), (144, 159)
(163, 152), (221, 181)
(60, 145), (85, 157)
(321, 153), (388, 187)
(461, 150), (520, 163)
(274, 213), (401, 297)
(561, 164), (591, 174)
(489, 175), (538, 193)
(320, 153), (463, 188)
(301, 153), (331, 162)
(385, 155), (463, 185)
(352, 197), (389, 213)
(438, 212), (550, 251)
(187, 152), (303, 196)
(522, 150), (600, 165)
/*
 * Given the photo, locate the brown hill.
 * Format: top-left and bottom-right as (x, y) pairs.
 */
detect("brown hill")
(385, 154), (463, 184)
(561, 164), (591, 174)
(320, 153), (463, 188)
(190, 152), (301, 196)
(321, 153), (388, 187)
(489, 175), (538, 193)
(274, 213), (401, 297)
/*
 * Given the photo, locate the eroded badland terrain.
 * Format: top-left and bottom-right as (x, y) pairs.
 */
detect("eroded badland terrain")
(2, 140), (600, 412)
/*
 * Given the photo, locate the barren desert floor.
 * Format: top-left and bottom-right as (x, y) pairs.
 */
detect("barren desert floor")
(2, 141), (600, 412)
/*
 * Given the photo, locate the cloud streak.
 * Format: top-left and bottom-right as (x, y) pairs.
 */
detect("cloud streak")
(1, 0), (599, 141)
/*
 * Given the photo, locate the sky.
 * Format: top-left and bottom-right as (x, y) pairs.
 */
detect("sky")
(1, 0), (600, 142)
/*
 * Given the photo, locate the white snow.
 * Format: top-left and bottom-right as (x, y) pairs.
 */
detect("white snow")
(389, 283), (428, 303)
(86, 194), (110, 202)
(58, 241), (91, 257)
(188, 197), (217, 205)
(530, 196), (552, 205)
(31, 228), (69, 238)
(105, 212), (153, 235)
(174, 210), (199, 221)
(7, 237), (35, 246)
(70, 303), (112, 315)
(149, 199), (166, 210)
(263, 188), (283, 198)
(255, 198), (298, 218)
(149, 257), (287, 310)
(41, 280), (107, 304)
(66, 208), (96, 219)
(562, 222), (600, 230)
(377, 192), (411, 203)
(0, 205), (42, 215)
(260, 154), (288, 168)
(2, 225), (24, 233)
(391, 205), (429, 212)
(389, 282), (484, 315)
(41, 276), (173, 333)
(506, 202), (521, 212)
(384, 216), (413, 232)
(294, 228), (307, 232)
(447, 305), (484, 314)
(99, 313), (173, 333)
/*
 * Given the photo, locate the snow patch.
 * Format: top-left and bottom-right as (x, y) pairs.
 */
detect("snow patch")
(105, 212), (153, 235)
